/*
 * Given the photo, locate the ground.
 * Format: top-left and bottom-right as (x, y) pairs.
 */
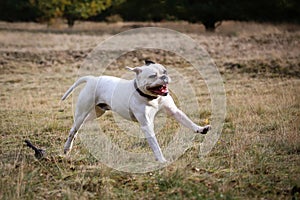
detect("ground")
(0, 21), (299, 199)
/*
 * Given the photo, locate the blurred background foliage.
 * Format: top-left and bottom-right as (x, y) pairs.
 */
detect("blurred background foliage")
(0, 0), (299, 31)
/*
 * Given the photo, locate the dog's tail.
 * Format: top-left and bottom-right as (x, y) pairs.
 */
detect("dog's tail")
(61, 76), (92, 101)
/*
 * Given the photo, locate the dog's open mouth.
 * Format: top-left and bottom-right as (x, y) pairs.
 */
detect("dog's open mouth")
(147, 84), (168, 96)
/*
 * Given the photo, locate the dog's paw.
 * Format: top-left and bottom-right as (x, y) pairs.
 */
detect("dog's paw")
(195, 125), (211, 134)
(63, 148), (71, 155)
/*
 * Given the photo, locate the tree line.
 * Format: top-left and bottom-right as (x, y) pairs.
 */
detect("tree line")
(0, 0), (299, 31)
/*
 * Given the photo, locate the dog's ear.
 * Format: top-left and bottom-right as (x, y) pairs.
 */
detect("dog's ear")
(125, 66), (142, 75)
(145, 60), (155, 65)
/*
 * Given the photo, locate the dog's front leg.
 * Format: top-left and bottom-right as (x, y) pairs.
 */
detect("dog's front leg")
(171, 109), (211, 134)
(140, 125), (167, 163)
(163, 96), (211, 134)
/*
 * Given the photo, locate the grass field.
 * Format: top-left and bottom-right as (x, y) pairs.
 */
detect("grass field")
(0, 21), (299, 199)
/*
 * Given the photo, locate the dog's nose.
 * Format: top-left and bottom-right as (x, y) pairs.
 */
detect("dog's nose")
(160, 75), (169, 83)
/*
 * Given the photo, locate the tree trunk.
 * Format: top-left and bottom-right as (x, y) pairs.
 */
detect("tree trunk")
(202, 20), (218, 32)
(67, 17), (75, 28)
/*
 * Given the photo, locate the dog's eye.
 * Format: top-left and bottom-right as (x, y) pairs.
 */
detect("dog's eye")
(149, 73), (157, 78)
(163, 70), (167, 75)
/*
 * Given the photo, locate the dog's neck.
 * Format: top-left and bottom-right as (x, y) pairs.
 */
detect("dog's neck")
(134, 80), (158, 100)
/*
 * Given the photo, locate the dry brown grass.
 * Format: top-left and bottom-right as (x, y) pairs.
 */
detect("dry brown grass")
(0, 21), (299, 199)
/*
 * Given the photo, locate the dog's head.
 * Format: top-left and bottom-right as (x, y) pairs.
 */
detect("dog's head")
(126, 60), (170, 98)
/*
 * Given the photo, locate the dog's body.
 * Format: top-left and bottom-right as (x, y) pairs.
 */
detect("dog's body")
(62, 61), (210, 163)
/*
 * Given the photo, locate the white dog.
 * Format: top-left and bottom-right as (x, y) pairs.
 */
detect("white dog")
(62, 60), (211, 163)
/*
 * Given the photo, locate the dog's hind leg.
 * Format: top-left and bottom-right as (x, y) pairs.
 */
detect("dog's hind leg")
(64, 111), (89, 155)
(64, 106), (105, 154)
(63, 81), (98, 155)
(64, 124), (78, 155)
(64, 105), (105, 155)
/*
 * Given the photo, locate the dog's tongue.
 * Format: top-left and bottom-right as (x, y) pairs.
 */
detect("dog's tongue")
(161, 85), (168, 93)
(152, 85), (168, 95)
(148, 84), (169, 96)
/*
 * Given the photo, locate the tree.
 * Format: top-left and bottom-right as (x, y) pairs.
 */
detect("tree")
(165, 0), (299, 31)
(108, 0), (242, 31)
(100, 0), (299, 32)
(30, 0), (112, 27)
(0, 0), (41, 22)
(165, 0), (242, 32)
(241, 0), (300, 23)
(107, 0), (167, 22)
